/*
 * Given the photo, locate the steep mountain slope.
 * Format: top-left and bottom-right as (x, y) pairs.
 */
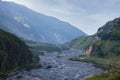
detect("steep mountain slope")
(68, 17), (120, 56)
(0, 29), (39, 78)
(0, 1), (86, 44)
(69, 17), (120, 69)
(84, 17), (120, 79)
(90, 17), (120, 57)
(66, 36), (95, 49)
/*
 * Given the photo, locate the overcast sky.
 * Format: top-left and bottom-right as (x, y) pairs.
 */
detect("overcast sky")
(2, 0), (120, 35)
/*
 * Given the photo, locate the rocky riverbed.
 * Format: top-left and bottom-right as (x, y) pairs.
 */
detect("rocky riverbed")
(6, 49), (103, 80)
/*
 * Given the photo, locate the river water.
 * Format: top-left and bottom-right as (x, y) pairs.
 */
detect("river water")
(6, 49), (103, 80)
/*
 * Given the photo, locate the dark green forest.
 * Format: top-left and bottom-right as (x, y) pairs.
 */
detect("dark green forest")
(0, 29), (39, 78)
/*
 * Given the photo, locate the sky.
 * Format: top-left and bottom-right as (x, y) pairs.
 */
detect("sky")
(2, 0), (120, 35)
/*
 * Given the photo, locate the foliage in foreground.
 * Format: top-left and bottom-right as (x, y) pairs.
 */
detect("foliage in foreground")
(85, 69), (120, 80)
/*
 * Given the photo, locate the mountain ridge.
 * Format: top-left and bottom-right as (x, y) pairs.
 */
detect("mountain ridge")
(0, 1), (86, 44)
(68, 17), (120, 57)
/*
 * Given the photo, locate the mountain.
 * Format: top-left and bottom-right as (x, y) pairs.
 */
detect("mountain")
(90, 17), (120, 57)
(84, 18), (120, 80)
(69, 17), (120, 57)
(0, 29), (39, 78)
(69, 17), (120, 69)
(0, 1), (86, 44)
(69, 18), (120, 80)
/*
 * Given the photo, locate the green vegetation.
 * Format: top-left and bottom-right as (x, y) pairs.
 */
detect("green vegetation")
(69, 18), (120, 80)
(69, 18), (120, 65)
(0, 29), (40, 79)
(69, 56), (120, 70)
(91, 18), (120, 57)
(91, 40), (120, 58)
(91, 40), (120, 57)
(85, 69), (120, 80)
(66, 36), (94, 49)
(97, 18), (120, 41)
(25, 40), (69, 55)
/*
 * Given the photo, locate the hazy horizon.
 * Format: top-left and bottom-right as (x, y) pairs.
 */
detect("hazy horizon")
(2, 0), (120, 35)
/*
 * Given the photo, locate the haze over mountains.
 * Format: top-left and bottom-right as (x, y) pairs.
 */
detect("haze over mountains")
(0, 1), (86, 44)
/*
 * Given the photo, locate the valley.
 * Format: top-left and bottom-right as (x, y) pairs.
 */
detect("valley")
(0, 0), (120, 80)
(6, 49), (103, 80)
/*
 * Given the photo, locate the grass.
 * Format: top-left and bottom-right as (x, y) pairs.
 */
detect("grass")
(69, 55), (120, 70)
(67, 36), (94, 49)
(85, 69), (120, 80)
(69, 55), (120, 80)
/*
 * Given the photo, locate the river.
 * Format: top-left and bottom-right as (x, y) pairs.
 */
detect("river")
(6, 49), (103, 80)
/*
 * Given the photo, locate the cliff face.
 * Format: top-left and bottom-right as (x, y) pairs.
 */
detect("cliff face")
(84, 45), (93, 56)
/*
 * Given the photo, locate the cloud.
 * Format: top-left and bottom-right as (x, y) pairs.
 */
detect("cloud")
(101, 0), (120, 7)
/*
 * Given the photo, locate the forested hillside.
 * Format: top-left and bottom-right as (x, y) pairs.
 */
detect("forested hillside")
(0, 29), (39, 79)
